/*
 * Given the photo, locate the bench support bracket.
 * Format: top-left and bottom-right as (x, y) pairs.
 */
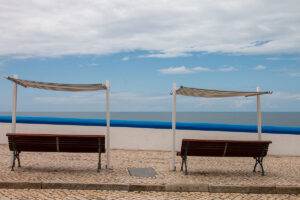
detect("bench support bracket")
(253, 157), (264, 176)
(97, 138), (102, 173)
(180, 142), (189, 175)
(11, 136), (21, 171)
(253, 144), (267, 176)
(11, 150), (20, 171)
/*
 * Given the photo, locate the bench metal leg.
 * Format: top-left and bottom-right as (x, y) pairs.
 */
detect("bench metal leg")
(17, 152), (21, 167)
(253, 157), (264, 176)
(11, 154), (15, 171)
(184, 156), (188, 175)
(97, 138), (102, 173)
(97, 152), (101, 173)
(182, 142), (189, 175)
(11, 151), (20, 171)
(180, 156), (184, 171)
(180, 155), (188, 175)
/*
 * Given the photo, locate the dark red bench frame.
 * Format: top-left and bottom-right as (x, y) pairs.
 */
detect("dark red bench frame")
(7, 133), (105, 172)
(177, 139), (272, 176)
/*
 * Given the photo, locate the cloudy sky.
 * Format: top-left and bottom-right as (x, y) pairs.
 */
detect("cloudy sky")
(0, 0), (300, 112)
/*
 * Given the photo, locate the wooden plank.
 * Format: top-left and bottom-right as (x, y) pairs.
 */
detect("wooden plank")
(179, 139), (271, 158)
(7, 133), (106, 153)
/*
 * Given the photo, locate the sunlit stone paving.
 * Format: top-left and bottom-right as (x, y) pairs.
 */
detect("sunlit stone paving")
(0, 190), (299, 200)
(0, 145), (299, 188)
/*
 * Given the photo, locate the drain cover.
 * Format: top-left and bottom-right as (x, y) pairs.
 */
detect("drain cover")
(128, 167), (157, 177)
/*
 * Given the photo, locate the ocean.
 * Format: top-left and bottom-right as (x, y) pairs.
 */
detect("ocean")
(0, 112), (299, 127)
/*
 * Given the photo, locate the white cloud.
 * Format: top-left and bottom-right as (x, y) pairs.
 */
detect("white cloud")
(266, 57), (280, 61)
(254, 65), (266, 70)
(288, 72), (300, 77)
(139, 51), (191, 58)
(265, 91), (300, 100)
(177, 96), (258, 111)
(121, 56), (129, 61)
(219, 66), (236, 72)
(234, 99), (254, 108)
(158, 66), (194, 74)
(193, 66), (212, 72)
(159, 65), (235, 74)
(33, 92), (170, 111)
(1, 1), (300, 58)
(32, 90), (300, 111)
(266, 57), (300, 61)
(87, 63), (98, 66)
(34, 93), (102, 104)
(290, 57), (300, 61)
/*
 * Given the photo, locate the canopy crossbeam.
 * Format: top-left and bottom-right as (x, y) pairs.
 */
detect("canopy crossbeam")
(3, 75), (106, 92)
(174, 86), (272, 98)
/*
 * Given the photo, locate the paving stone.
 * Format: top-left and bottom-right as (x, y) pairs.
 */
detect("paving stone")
(166, 184), (208, 192)
(42, 182), (129, 191)
(209, 185), (248, 193)
(247, 185), (277, 194)
(0, 182), (41, 189)
(276, 186), (300, 194)
(129, 184), (165, 191)
(0, 189), (299, 200)
(0, 144), (299, 194)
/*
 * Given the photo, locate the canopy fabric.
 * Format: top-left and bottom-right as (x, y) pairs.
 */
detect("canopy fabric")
(3, 75), (107, 91)
(174, 86), (272, 98)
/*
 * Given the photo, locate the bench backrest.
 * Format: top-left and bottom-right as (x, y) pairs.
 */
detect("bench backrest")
(181, 139), (272, 157)
(7, 133), (105, 153)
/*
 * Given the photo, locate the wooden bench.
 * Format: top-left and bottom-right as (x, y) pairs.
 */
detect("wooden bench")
(177, 139), (272, 176)
(6, 133), (105, 172)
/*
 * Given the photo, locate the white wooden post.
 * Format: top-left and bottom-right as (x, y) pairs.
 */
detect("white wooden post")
(11, 74), (18, 166)
(171, 83), (176, 171)
(106, 80), (110, 169)
(257, 87), (262, 140)
(11, 74), (18, 133)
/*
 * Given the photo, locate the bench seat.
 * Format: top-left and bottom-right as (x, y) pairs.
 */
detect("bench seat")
(7, 133), (105, 172)
(177, 139), (272, 176)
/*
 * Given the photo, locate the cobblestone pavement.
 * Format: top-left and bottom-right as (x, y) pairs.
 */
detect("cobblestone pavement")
(0, 145), (299, 186)
(0, 189), (299, 200)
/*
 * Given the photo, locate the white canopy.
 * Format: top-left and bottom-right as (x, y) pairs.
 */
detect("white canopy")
(174, 86), (272, 98)
(3, 75), (107, 91)
(170, 84), (272, 171)
(4, 75), (111, 169)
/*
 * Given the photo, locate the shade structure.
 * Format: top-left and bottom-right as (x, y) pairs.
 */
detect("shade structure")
(170, 84), (272, 171)
(174, 86), (272, 98)
(3, 75), (107, 91)
(3, 75), (111, 169)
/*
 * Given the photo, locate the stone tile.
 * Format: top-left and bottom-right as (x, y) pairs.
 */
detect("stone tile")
(247, 185), (277, 194)
(276, 186), (300, 194)
(0, 189), (299, 200)
(166, 184), (208, 192)
(0, 181), (41, 189)
(129, 184), (165, 191)
(0, 144), (299, 194)
(209, 185), (248, 193)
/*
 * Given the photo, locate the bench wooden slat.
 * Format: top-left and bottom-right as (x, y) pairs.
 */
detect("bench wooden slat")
(7, 133), (106, 172)
(7, 133), (105, 153)
(177, 139), (272, 176)
(179, 139), (271, 157)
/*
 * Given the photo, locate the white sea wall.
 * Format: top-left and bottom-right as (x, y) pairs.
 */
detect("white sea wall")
(0, 123), (299, 156)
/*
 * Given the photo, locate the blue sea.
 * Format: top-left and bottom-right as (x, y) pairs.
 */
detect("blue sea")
(0, 112), (299, 127)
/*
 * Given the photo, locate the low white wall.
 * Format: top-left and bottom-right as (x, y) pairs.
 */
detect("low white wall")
(0, 123), (299, 156)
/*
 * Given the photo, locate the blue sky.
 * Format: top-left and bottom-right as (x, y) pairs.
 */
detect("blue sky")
(0, 0), (300, 112)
